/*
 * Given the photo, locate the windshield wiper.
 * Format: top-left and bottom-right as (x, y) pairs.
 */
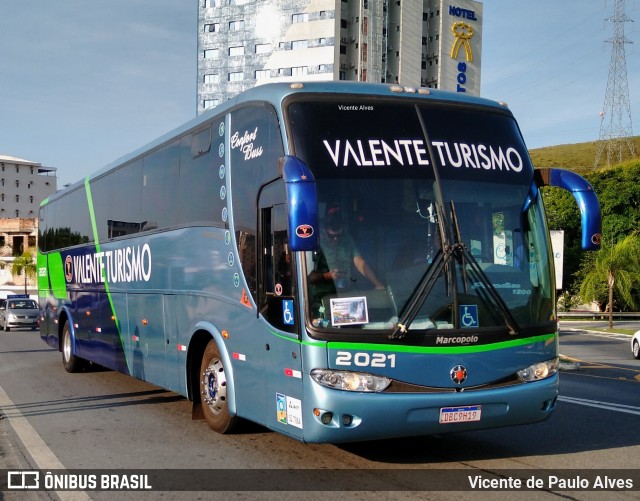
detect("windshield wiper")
(389, 106), (456, 340)
(389, 248), (449, 339)
(389, 238), (520, 339)
(389, 105), (520, 340)
(459, 247), (520, 335)
(449, 200), (520, 336)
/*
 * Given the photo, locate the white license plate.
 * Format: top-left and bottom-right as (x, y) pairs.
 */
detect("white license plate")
(439, 405), (482, 424)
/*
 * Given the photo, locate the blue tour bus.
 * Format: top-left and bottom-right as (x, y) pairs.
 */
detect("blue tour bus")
(37, 82), (601, 443)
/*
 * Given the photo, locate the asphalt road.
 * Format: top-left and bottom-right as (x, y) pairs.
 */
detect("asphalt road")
(1, 326), (639, 500)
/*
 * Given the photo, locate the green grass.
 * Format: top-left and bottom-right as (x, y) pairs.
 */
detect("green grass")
(562, 321), (635, 336)
(580, 327), (636, 336)
(529, 136), (640, 174)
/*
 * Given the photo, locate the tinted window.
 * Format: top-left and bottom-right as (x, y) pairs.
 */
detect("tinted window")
(191, 126), (212, 157)
(91, 160), (143, 241)
(38, 206), (47, 251)
(142, 141), (180, 231)
(41, 113), (233, 251)
(177, 123), (225, 225)
(8, 300), (38, 309)
(40, 187), (92, 251)
(62, 188), (92, 247)
(286, 98), (533, 185)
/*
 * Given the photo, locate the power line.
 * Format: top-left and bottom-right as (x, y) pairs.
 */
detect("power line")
(594, 0), (636, 169)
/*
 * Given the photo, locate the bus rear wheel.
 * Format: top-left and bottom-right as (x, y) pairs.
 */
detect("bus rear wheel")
(61, 321), (83, 373)
(199, 340), (236, 433)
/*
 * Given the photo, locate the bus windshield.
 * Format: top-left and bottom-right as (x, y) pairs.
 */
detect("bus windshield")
(287, 97), (554, 340)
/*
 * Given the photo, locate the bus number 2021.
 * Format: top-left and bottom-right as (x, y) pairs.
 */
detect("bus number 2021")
(335, 351), (396, 368)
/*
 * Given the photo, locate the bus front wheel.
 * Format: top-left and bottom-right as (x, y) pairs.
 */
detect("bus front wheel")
(199, 340), (237, 433)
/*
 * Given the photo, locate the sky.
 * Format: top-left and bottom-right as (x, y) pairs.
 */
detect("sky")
(1, 1), (638, 187)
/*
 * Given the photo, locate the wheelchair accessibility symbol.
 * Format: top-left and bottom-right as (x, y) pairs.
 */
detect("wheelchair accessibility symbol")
(283, 300), (294, 325)
(460, 305), (479, 328)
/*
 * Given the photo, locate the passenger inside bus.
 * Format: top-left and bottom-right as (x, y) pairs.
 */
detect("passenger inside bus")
(308, 205), (384, 309)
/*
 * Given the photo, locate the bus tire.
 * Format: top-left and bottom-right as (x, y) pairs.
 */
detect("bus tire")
(61, 321), (83, 373)
(199, 339), (236, 433)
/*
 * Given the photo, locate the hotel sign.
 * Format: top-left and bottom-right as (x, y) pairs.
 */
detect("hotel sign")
(440, 1), (483, 96)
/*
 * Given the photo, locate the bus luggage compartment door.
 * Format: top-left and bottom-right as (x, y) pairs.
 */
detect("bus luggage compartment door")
(127, 294), (167, 389)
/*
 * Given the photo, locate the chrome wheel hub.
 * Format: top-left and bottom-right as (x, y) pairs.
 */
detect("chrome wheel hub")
(202, 358), (227, 414)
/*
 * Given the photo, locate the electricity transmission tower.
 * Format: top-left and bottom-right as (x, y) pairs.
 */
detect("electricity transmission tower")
(594, 0), (635, 169)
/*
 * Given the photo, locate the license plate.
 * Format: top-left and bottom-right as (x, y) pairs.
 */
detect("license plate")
(439, 405), (482, 424)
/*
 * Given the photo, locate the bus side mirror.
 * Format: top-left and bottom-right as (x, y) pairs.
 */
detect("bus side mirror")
(280, 156), (319, 251)
(535, 168), (602, 251)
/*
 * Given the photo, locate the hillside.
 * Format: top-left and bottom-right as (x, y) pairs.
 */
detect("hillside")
(529, 136), (640, 174)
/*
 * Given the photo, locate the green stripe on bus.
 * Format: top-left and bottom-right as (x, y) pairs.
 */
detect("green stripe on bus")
(85, 177), (101, 248)
(268, 328), (555, 354)
(326, 333), (556, 354)
(45, 252), (68, 300)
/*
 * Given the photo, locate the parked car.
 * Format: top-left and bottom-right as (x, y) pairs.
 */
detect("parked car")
(632, 331), (640, 360)
(0, 296), (39, 331)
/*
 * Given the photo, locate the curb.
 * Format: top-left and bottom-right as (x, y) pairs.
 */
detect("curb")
(559, 353), (581, 370)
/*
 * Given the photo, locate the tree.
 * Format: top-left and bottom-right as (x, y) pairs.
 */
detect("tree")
(542, 162), (640, 299)
(588, 163), (640, 241)
(11, 251), (37, 296)
(579, 234), (640, 328)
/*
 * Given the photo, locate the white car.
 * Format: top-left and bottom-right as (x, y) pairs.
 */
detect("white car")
(0, 296), (39, 331)
(632, 331), (640, 359)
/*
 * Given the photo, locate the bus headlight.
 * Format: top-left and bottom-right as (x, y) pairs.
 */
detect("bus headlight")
(311, 369), (391, 392)
(517, 358), (559, 382)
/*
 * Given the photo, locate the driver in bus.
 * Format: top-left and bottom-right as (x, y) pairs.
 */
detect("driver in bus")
(308, 204), (385, 297)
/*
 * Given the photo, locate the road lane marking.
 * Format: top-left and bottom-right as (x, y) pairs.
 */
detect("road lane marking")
(558, 395), (640, 416)
(0, 383), (91, 501)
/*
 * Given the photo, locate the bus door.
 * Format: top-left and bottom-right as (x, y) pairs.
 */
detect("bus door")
(258, 182), (304, 436)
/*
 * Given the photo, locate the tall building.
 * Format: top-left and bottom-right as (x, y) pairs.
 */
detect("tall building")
(197, 0), (483, 114)
(0, 155), (56, 220)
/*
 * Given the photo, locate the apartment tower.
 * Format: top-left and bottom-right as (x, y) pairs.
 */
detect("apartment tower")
(197, 0), (482, 114)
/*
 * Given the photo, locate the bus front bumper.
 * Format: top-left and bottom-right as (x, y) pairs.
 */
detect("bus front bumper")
(298, 374), (558, 443)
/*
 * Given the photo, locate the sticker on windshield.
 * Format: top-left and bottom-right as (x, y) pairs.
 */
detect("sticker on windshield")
(282, 299), (294, 325)
(330, 297), (368, 326)
(460, 305), (479, 328)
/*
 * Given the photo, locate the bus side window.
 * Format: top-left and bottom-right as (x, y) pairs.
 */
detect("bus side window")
(260, 203), (295, 333)
(272, 204), (292, 296)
